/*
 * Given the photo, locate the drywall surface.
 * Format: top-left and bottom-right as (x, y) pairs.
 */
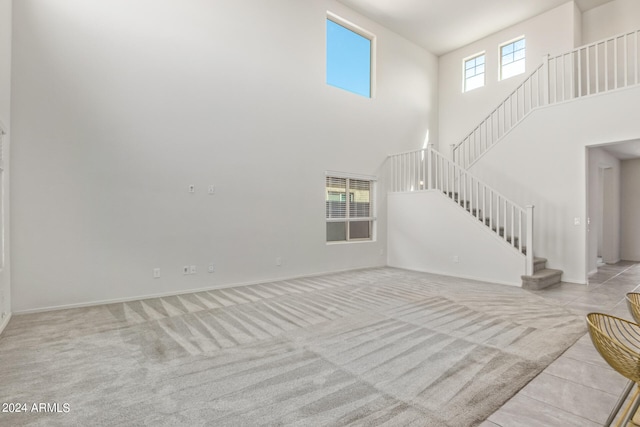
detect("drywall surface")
(388, 191), (525, 286)
(574, 1), (583, 47)
(621, 158), (640, 261)
(582, 0), (640, 44)
(10, 0), (438, 312)
(438, 2), (578, 155)
(469, 85), (640, 284)
(0, 0), (9, 123)
(587, 147), (620, 273)
(0, 0), (11, 327)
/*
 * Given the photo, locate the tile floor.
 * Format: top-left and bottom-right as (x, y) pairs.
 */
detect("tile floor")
(481, 261), (640, 427)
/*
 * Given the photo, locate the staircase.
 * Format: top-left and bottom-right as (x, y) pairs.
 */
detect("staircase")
(452, 29), (640, 169)
(441, 188), (563, 289)
(522, 258), (563, 290)
(388, 29), (640, 289)
(388, 146), (545, 286)
(444, 190), (524, 253)
(387, 149), (562, 288)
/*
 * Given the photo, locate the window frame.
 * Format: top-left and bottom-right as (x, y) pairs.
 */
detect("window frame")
(326, 12), (376, 98)
(500, 36), (526, 81)
(325, 172), (376, 244)
(463, 52), (486, 92)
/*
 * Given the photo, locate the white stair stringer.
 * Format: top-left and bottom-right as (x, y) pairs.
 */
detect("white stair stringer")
(387, 190), (526, 287)
(387, 147), (539, 286)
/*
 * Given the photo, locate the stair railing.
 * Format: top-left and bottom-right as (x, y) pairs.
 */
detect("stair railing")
(548, 29), (640, 102)
(452, 62), (546, 169)
(388, 146), (535, 275)
(452, 29), (640, 169)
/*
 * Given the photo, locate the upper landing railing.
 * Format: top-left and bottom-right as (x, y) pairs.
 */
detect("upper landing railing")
(452, 29), (640, 169)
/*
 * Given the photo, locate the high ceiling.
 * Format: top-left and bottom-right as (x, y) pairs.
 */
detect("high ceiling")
(337, 0), (614, 55)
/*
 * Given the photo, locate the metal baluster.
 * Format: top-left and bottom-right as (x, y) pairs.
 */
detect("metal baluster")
(624, 33), (628, 87)
(503, 199), (508, 242)
(578, 48), (582, 97)
(518, 210), (523, 252)
(482, 185), (486, 228)
(561, 54), (566, 101)
(587, 46), (591, 95)
(615, 36), (619, 89)
(633, 31), (638, 84)
(595, 42), (609, 93)
(511, 205), (515, 248)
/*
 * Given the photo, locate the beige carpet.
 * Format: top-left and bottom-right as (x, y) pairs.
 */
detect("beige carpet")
(0, 268), (586, 426)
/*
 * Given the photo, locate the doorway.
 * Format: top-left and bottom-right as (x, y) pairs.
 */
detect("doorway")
(599, 166), (616, 264)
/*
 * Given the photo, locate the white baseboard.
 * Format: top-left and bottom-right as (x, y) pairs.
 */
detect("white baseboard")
(0, 312), (11, 336)
(14, 263), (388, 315)
(388, 264), (521, 287)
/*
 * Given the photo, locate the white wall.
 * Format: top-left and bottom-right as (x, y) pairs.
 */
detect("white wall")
(587, 147), (620, 273)
(11, 0), (438, 312)
(469, 86), (640, 284)
(621, 158), (640, 261)
(438, 2), (580, 154)
(0, 0), (11, 331)
(388, 191), (525, 286)
(583, 0), (640, 44)
(574, 1), (583, 47)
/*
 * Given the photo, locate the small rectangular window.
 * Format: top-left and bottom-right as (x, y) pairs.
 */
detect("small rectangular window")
(464, 53), (485, 92)
(326, 175), (375, 242)
(326, 14), (373, 98)
(501, 37), (526, 80)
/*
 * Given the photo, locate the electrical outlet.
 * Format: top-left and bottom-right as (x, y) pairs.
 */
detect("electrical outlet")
(208, 185), (215, 195)
(188, 185), (195, 193)
(574, 217), (581, 225)
(208, 263), (215, 273)
(153, 268), (160, 278)
(190, 265), (197, 274)
(183, 265), (190, 275)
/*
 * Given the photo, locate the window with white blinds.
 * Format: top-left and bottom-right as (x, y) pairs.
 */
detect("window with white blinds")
(326, 175), (374, 242)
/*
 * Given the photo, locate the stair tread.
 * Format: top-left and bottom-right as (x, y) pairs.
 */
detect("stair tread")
(521, 268), (562, 279)
(521, 268), (563, 290)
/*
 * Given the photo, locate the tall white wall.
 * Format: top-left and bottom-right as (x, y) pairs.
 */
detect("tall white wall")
(621, 158), (640, 261)
(0, 0), (11, 330)
(587, 147), (620, 273)
(11, 0), (438, 312)
(582, 0), (640, 44)
(438, 2), (580, 153)
(469, 86), (640, 284)
(574, 1), (583, 47)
